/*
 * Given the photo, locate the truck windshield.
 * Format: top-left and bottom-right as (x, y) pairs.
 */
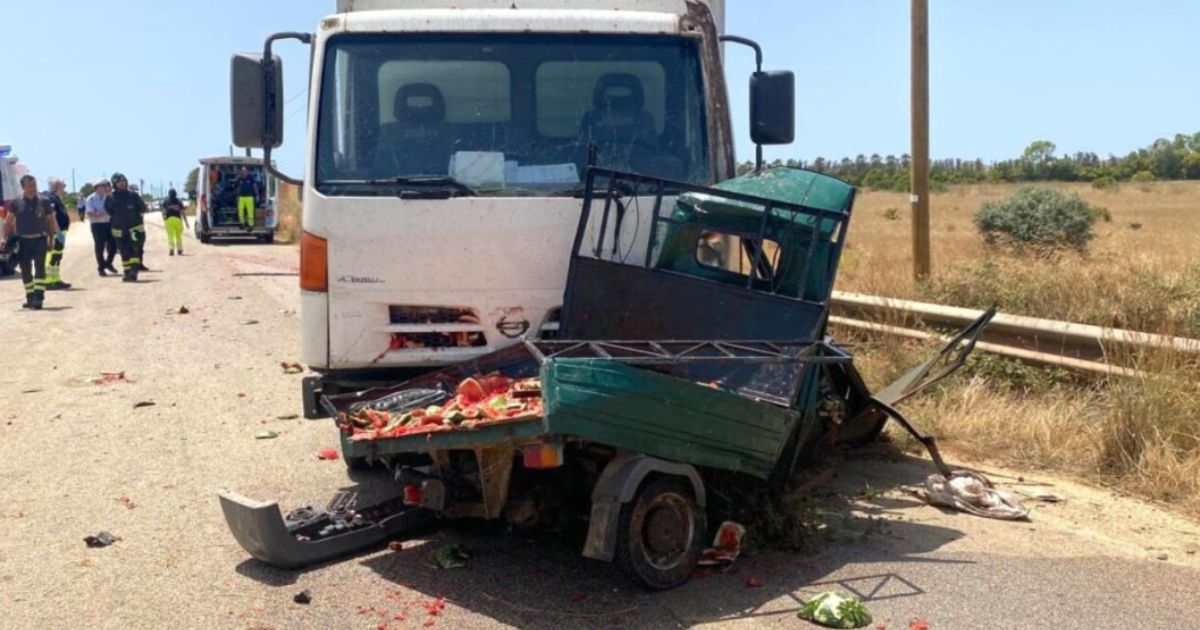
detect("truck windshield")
(316, 33), (710, 196)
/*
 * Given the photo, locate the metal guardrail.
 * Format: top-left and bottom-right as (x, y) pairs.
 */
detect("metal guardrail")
(829, 291), (1200, 376)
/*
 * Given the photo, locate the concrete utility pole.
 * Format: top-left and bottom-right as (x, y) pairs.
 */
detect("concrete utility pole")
(911, 0), (931, 281)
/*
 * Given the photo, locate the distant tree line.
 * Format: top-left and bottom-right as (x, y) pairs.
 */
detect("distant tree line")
(738, 132), (1200, 191)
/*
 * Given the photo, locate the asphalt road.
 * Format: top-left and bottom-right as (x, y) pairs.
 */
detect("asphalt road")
(2, 218), (1199, 629)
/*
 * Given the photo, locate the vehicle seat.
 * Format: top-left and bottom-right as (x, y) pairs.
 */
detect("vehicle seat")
(375, 83), (450, 176)
(578, 73), (659, 169)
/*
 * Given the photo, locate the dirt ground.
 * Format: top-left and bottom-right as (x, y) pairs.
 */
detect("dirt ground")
(2, 219), (1200, 629)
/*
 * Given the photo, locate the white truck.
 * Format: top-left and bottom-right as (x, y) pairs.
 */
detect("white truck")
(194, 156), (279, 243)
(228, 0), (796, 417)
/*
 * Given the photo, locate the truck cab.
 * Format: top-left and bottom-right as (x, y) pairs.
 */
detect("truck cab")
(228, 0), (796, 415)
(195, 157), (279, 244)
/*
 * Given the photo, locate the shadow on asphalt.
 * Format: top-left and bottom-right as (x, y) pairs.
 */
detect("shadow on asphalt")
(260, 450), (965, 628)
(223, 446), (971, 627)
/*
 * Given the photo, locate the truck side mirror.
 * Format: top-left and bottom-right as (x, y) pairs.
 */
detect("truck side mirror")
(231, 53), (284, 149)
(749, 71), (795, 145)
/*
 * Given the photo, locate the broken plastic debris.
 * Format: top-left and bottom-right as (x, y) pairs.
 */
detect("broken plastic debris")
(387, 541), (404, 552)
(242, 319), (260, 326)
(281, 362), (304, 375)
(316, 448), (340, 460)
(133, 401), (156, 409)
(117, 496), (137, 510)
(798, 592), (873, 629)
(909, 620), (930, 630)
(423, 542), (469, 570)
(925, 471), (1030, 520)
(745, 576), (763, 588)
(84, 531), (119, 548)
(293, 589), (312, 605)
(178, 306), (190, 315)
(698, 521), (746, 569)
(91, 372), (129, 385)
(276, 413), (300, 421)
(255, 430), (279, 440)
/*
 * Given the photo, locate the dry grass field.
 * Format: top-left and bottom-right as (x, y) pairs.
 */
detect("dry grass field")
(840, 180), (1200, 335)
(838, 180), (1200, 515)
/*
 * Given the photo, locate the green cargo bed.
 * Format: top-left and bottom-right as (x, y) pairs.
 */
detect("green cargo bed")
(335, 342), (834, 480)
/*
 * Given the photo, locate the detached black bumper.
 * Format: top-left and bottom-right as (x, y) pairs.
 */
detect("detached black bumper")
(218, 489), (434, 569)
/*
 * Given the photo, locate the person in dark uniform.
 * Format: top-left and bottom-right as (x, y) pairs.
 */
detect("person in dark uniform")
(44, 178), (72, 290)
(104, 172), (148, 282)
(2, 175), (58, 309)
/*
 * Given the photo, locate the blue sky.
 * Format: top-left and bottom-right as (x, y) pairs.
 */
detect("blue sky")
(1, 1), (1196, 192)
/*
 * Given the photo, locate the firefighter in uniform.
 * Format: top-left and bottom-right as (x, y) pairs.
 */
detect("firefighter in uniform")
(2, 175), (58, 309)
(44, 178), (73, 290)
(104, 172), (148, 282)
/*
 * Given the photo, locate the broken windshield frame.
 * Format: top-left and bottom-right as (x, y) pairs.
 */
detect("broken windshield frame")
(314, 33), (711, 198)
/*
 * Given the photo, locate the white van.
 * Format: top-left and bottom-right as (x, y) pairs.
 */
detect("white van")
(0, 153), (22, 276)
(195, 156), (279, 243)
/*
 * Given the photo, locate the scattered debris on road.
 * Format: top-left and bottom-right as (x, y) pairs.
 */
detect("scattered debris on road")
(423, 541), (469, 570)
(925, 471), (1030, 520)
(909, 620), (930, 630)
(20, 388), (43, 394)
(699, 521), (746, 570)
(280, 362), (304, 375)
(178, 306), (190, 315)
(228, 296), (242, 300)
(254, 430), (279, 440)
(293, 589), (312, 605)
(316, 448), (339, 460)
(242, 319), (259, 326)
(745, 576), (763, 588)
(117, 496), (137, 510)
(91, 372), (130, 386)
(133, 401), (156, 409)
(798, 591), (873, 628)
(275, 413), (300, 421)
(387, 541), (404, 552)
(83, 532), (119, 548)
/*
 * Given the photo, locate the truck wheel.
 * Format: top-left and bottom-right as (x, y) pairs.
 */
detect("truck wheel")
(0, 260), (12, 276)
(199, 231), (211, 244)
(614, 476), (706, 590)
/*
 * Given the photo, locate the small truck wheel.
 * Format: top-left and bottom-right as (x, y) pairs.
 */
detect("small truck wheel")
(614, 476), (706, 590)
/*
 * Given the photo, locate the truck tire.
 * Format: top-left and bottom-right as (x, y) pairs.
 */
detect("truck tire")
(0, 260), (12, 277)
(614, 476), (706, 590)
(261, 234), (275, 245)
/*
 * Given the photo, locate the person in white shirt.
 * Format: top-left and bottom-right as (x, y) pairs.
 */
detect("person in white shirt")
(85, 180), (118, 276)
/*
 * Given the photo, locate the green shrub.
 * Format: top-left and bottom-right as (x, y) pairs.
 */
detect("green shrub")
(1132, 170), (1155, 192)
(1090, 205), (1112, 223)
(1091, 176), (1119, 191)
(882, 207), (901, 221)
(973, 186), (1097, 250)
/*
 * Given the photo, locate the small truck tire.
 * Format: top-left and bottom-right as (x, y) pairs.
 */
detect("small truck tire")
(614, 476), (706, 590)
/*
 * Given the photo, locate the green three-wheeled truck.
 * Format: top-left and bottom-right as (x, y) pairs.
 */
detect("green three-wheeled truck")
(219, 166), (991, 589)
